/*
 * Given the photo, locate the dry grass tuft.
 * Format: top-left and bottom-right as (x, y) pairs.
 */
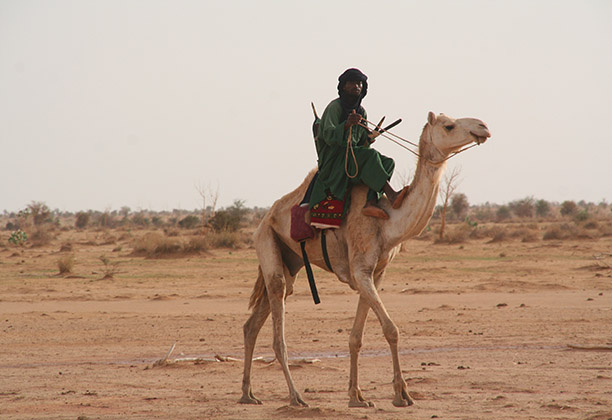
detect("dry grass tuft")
(99, 255), (119, 279)
(59, 242), (73, 252)
(57, 254), (75, 275)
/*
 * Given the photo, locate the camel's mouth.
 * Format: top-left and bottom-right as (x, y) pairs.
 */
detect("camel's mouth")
(470, 123), (491, 145)
(473, 135), (488, 145)
(470, 129), (491, 145)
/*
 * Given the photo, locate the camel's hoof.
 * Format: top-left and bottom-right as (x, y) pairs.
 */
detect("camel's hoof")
(349, 400), (375, 408)
(392, 391), (415, 407)
(239, 395), (263, 405)
(289, 395), (309, 407)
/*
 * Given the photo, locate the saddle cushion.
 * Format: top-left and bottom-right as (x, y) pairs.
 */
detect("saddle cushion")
(290, 204), (315, 242)
(310, 196), (344, 229)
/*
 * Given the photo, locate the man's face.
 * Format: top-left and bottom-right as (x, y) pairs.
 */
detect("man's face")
(343, 80), (363, 97)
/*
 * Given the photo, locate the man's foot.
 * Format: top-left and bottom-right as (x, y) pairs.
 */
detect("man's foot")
(391, 186), (410, 209)
(362, 204), (389, 220)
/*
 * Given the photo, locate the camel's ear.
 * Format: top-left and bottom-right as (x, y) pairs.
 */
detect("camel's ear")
(427, 111), (436, 125)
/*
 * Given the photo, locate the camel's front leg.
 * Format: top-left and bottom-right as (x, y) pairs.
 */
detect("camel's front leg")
(354, 273), (414, 408)
(348, 296), (375, 408)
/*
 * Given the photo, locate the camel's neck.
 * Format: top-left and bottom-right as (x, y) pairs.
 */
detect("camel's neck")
(383, 126), (447, 246)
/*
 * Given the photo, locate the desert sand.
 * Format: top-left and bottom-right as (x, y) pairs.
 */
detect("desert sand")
(1, 228), (611, 420)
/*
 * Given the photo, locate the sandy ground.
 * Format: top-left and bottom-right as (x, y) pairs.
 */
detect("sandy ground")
(1, 229), (612, 420)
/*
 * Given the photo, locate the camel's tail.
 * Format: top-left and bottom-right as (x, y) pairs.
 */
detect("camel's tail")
(248, 265), (267, 310)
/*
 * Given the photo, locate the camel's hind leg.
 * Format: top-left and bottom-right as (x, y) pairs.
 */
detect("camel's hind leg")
(240, 267), (270, 404)
(254, 228), (307, 407)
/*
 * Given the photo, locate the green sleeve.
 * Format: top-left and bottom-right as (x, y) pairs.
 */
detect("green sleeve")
(318, 100), (347, 148)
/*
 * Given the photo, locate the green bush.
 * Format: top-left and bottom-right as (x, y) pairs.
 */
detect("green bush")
(8, 230), (27, 246)
(75, 212), (90, 229)
(560, 201), (578, 217)
(178, 215), (200, 229)
(535, 200), (551, 218)
(496, 205), (511, 222)
(209, 200), (248, 232)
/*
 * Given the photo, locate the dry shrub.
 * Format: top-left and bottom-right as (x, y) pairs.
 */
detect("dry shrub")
(99, 255), (119, 279)
(209, 230), (243, 248)
(599, 222), (612, 237)
(542, 223), (596, 240)
(132, 231), (214, 257)
(543, 224), (572, 240)
(435, 224), (470, 244)
(59, 242), (73, 252)
(57, 254), (75, 275)
(469, 226), (490, 240)
(415, 228), (435, 241)
(184, 236), (210, 253)
(132, 232), (181, 257)
(29, 225), (55, 247)
(164, 228), (180, 237)
(101, 233), (118, 245)
(471, 225), (502, 240)
(575, 228), (598, 240)
(520, 229), (540, 242)
(487, 227), (510, 243)
(118, 232), (132, 241)
(582, 220), (600, 230)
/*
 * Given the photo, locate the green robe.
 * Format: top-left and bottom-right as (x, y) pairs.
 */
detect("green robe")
(309, 98), (395, 211)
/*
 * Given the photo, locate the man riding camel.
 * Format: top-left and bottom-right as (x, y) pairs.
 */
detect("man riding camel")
(309, 68), (409, 220)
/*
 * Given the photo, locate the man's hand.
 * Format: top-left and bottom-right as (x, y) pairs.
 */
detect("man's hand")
(345, 110), (362, 129)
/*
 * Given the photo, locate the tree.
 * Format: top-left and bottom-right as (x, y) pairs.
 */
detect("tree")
(209, 199), (248, 232)
(496, 205), (511, 222)
(28, 201), (51, 225)
(509, 197), (535, 218)
(535, 199), (551, 218)
(438, 167), (461, 240)
(195, 181), (219, 233)
(560, 200), (578, 217)
(75, 212), (90, 229)
(451, 193), (469, 220)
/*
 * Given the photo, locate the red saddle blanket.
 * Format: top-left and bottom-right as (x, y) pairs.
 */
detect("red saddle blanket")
(310, 196), (344, 229)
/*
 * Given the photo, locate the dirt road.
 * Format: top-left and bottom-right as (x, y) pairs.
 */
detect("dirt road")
(1, 231), (611, 419)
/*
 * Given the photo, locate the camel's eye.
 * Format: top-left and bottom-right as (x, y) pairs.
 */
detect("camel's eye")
(444, 124), (455, 131)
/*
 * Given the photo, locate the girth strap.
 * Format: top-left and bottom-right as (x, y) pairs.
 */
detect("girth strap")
(321, 229), (333, 271)
(300, 241), (320, 305)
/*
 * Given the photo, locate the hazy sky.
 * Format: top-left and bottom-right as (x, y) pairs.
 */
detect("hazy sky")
(1, 0), (611, 212)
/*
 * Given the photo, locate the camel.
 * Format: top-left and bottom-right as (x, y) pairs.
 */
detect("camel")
(240, 111), (491, 408)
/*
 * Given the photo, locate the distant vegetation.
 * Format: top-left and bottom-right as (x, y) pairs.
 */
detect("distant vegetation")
(2, 196), (611, 256)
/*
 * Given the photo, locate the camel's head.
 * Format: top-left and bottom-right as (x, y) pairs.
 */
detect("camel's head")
(425, 112), (491, 159)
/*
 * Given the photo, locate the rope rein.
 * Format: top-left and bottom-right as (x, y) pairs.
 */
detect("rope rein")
(357, 118), (479, 165)
(344, 125), (359, 178)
